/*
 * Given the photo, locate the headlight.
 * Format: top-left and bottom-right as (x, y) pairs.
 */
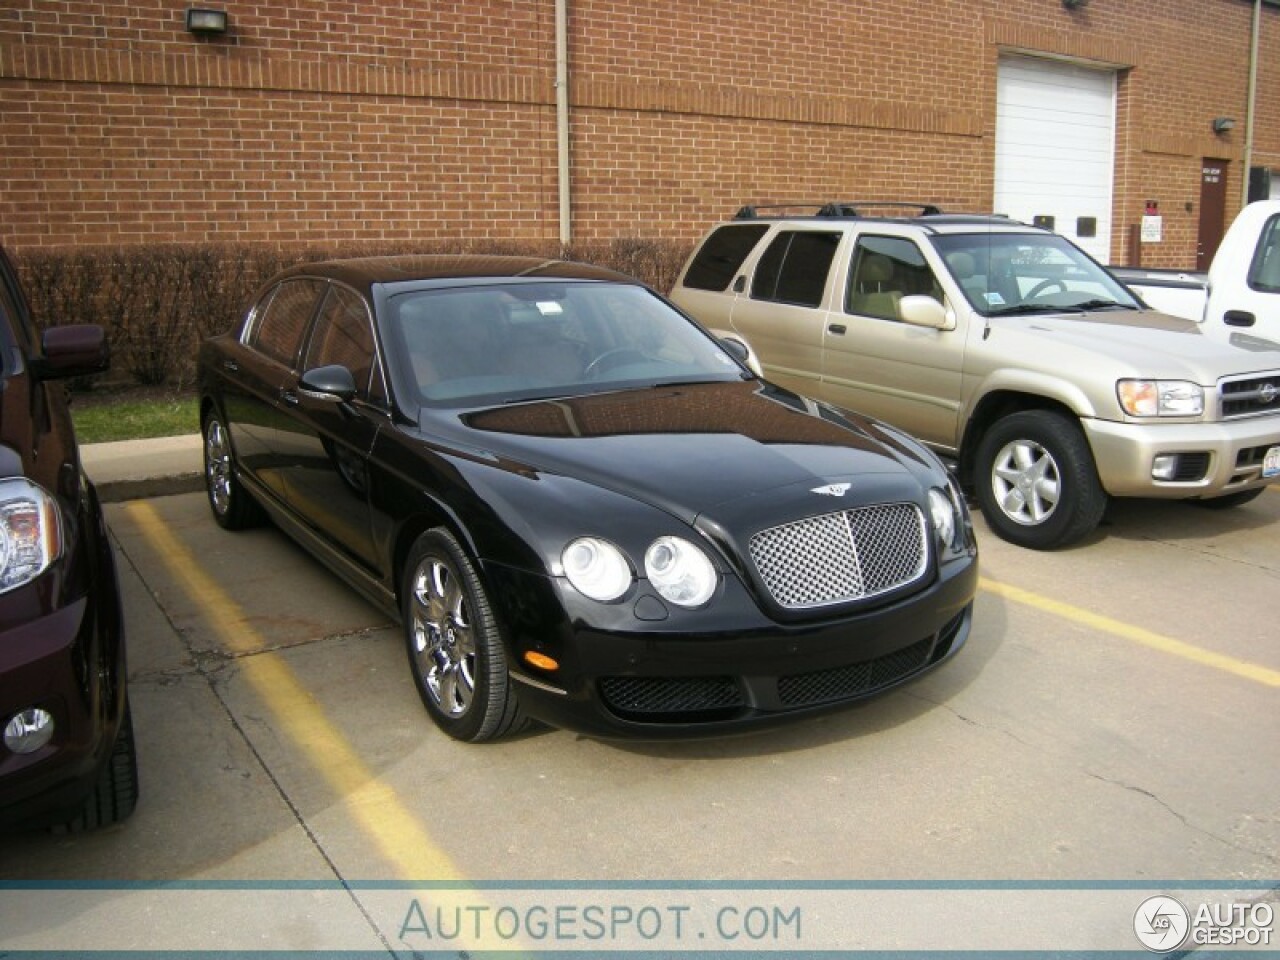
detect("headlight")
(928, 487), (956, 549)
(1117, 379), (1204, 417)
(0, 478), (63, 594)
(644, 536), (717, 608)
(562, 537), (632, 602)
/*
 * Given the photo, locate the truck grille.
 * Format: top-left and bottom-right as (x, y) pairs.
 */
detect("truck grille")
(748, 503), (928, 610)
(1220, 372), (1280, 419)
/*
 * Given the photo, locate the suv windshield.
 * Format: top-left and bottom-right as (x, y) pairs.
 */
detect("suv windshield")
(385, 281), (750, 407)
(931, 232), (1140, 316)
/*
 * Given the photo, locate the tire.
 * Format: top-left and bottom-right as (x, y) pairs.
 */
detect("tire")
(59, 703), (139, 833)
(402, 528), (526, 742)
(1188, 487), (1266, 510)
(203, 411), (264, 530)
(973, 410), (1108, 550)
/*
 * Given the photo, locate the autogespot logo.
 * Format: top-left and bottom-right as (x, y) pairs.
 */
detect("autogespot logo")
(1134, 895), (1191, 952)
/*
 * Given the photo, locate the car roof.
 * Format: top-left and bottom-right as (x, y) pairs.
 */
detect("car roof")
(272, 254), (639, 294)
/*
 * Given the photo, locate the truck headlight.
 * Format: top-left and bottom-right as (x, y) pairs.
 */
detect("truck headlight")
(0, 479), (63, 594)
(1117, 380), (1204, 417)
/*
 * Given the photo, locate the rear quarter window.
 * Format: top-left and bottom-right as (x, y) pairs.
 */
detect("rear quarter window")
(681, 224), (769, 291)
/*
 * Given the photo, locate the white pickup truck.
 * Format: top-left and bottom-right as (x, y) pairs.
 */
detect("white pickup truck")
(1113, 199), (1280, 339)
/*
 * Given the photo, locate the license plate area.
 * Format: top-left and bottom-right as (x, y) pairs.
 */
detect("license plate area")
(1264, 445), (1280, 479)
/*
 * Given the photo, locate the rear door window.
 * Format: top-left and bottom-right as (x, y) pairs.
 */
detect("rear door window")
(249, 278), (325, 368)
(750, 231), (840, 308)
(682, 224), (769, 291)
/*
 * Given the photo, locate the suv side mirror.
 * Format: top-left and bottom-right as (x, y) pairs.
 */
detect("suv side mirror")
(34, 325), (110, 380)
(899, 295), (954, 331)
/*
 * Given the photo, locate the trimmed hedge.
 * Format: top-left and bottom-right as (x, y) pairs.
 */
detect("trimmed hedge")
(12, 238), (693, 389)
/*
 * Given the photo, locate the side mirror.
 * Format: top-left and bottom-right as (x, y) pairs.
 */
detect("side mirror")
(899, 295), (954, 331)
(715, 332), (763, 377)
(34, 325), (110, 380)
(299, 364), (358, 404)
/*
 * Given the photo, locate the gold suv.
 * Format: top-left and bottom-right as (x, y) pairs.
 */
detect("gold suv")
(670, 202), (1280, 549)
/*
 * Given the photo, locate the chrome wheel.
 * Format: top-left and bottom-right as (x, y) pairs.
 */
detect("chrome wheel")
(409, 555), (476, 718)
(205, 418), (233, 517)
(989, 437), (1061, 526)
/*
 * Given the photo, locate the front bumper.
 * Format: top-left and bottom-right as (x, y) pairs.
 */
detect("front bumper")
(1083, 415), (1280, 499)
(0, 595), (113, 828)
(483, 553), (977, 739)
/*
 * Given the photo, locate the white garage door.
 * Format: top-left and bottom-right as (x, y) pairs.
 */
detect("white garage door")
(995, 56), (1117, 263)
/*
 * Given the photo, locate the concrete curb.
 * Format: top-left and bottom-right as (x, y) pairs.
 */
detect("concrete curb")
(81, 434), (204, 504)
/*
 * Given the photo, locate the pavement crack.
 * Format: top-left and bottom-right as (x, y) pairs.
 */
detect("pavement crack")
(1085, 771), (1280, 868)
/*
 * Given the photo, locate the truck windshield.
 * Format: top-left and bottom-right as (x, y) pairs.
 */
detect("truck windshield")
(931, 233), (1141, 317)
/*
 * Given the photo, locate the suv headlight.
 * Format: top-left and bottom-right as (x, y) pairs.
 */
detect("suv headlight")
(0, 479), (64, 594)
(1117, 380), (1204, 417)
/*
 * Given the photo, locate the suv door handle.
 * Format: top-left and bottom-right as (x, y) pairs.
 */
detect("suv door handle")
(280, 388), (299, 407)
(827, 323), (847, 335)
(222, 359), (239, 373)
(1224, 310), (1256, 327)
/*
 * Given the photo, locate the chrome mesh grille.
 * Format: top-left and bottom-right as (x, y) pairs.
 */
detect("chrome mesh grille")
(748, 503), (927, 609)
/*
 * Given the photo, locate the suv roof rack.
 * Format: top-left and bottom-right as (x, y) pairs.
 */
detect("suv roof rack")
(733, 201), (945, 220)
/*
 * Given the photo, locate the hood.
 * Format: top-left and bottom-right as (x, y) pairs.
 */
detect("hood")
(985, 309), (1280, 382)
(425, 381), (940, 523)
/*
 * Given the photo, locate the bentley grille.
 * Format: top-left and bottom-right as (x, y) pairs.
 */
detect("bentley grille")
(748, 503), (928, 609)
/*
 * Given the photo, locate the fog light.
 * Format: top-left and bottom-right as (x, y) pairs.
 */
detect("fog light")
(4, 708), (54, 754)
(1152, 454), (1179, 481)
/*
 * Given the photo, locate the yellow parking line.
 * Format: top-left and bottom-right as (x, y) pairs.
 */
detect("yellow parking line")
(123, 500), (463, 880)
(980, 576), (1280, 688)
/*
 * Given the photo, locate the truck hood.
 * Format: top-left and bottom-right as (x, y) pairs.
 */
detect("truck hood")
(984, 309), (1280, 382)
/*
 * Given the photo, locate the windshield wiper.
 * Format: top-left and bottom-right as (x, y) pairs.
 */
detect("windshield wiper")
(1068, 299), (1131, 312)
(986, 303), (1068, 317)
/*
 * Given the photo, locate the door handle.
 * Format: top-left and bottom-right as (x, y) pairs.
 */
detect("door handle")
(827, 323), (847, 335)
(222, 359), (239, 372)
(280, 389), (298, 407)
(1224, 310), (1256, 327)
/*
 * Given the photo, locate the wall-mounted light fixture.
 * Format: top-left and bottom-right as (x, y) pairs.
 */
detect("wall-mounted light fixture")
(1212, 116), (1236, 134)
(186, 8), (229, 35)
(1062, 0), (1090, 9)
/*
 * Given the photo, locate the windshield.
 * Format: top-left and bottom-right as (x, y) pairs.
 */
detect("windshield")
(931, 232), (1141, 316)
(384, 281), (749, 407)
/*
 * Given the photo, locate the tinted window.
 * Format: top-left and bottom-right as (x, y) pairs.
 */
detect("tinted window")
(1247, 214), (1280, 293)
(304, 286), (384, 404)
(682, 224), (769, 291)
(750, 231), (840, 308)
(386, 281), (746, 406)
(251, 279), (323, 367)
(846, 235), (942, 320)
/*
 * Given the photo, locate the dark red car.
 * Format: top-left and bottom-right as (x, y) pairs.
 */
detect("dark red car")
(0, 245), (135, 831)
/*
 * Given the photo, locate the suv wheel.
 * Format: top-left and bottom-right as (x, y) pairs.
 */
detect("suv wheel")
(974, 410), (1107, 550)
(58, 703), (139, 833)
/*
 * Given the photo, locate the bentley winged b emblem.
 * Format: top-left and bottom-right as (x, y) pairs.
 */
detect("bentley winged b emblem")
(811, 483), (851, 497)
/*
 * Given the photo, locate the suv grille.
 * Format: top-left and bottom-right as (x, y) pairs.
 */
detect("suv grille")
(599, 676), (743, 717)
(1220, 373), (1280, 419)
(748, 503), (927, 609)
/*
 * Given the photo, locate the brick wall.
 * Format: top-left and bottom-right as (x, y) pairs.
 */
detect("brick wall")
(1, 0), (1276, 268)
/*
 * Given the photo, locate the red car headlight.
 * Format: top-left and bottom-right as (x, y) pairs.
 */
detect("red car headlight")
(0, 478), (64, 593)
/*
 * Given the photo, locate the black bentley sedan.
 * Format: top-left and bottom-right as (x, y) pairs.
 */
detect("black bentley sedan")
(197, 255), (977, 741)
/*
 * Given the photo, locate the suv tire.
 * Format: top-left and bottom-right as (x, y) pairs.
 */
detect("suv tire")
(974, 410), (1107, 550)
